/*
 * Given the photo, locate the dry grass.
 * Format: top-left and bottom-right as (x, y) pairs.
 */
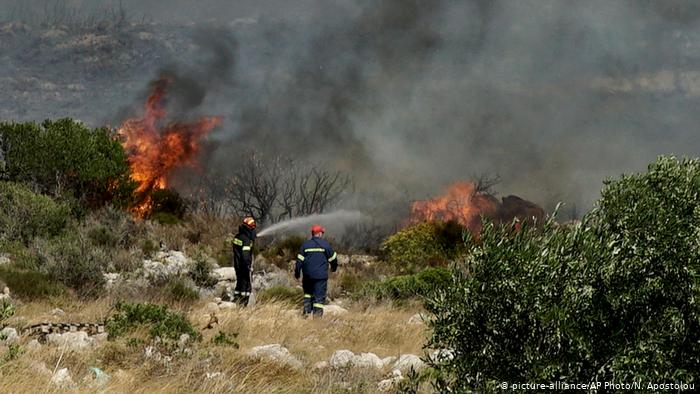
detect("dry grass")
(0, 298), (432, 393)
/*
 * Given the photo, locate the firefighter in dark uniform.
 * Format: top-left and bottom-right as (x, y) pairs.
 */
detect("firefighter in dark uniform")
(232, 216), (256, 306)
(295, 225), (338, 317)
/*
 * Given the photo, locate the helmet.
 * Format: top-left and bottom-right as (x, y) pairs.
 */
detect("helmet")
(243, 216), (256, 229)
(310, 224), (325, 234)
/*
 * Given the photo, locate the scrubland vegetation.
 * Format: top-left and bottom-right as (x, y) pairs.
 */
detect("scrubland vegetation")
(2, 118), (700, 392)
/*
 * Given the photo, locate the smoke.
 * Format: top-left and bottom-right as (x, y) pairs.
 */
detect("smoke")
(257, 210), (367, 238)
(4, 0), (700, 218)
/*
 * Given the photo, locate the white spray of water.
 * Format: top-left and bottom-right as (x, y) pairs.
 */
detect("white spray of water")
(257, 210), (366, 237)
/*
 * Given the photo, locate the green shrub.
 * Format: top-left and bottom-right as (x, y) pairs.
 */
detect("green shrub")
(0, 299), (15, 323)
(166, 278), (200, 302)
(358, 267), (452, 301)
(33, 234), (108, 298)
(87, 225), (119, 248)
(0, 181), (70, 244)
(381, 221), (467, 273)
(106, 301), (200, 341)
(188, 253), (217, 288)
(262, 235), (305, 259)
(426, 156), (700, 391)
(0, 119), (135, 208)
(149, 189), (188, 221)
(1, 344), (25, 364)
(211, 331), (240, 348)
(0, 267), (67, 300)
(257, 285), (303, 305)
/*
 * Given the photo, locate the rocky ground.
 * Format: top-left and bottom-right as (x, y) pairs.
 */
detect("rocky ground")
(0, 248), (441, 393)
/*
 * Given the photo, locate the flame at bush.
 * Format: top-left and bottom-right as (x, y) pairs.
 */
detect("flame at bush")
(410, 181), (546, 234)
(117, 77), (221, 210)
(410, 182), (499, 233)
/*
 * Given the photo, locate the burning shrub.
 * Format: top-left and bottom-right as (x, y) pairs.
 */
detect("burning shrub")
(0, 119), (134, 208)
(381, 221), (468, 273)
(0, 181), (71, 244)
(426, 156), (700, 390)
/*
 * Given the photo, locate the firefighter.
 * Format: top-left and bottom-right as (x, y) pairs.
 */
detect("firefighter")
(231, 216), (256, 306)
(295, 225), (338, 317)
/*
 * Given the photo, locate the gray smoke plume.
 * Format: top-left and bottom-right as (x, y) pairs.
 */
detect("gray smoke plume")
(4, 0), (700, 219)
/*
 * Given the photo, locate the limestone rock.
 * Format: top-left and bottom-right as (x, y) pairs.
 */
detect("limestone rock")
(323, 304), (348, 316)
(0, 327), (18, 344)
(213, 267), (236, 281)
(354, 352), (383, 369)
(393, 354), (426, 372)
(248, 344), (302, 369)
(408, 313), (427, 325)
(378, 369), (404, 392)
(46, 332), (94, 350)
(329, 349), (355, 368)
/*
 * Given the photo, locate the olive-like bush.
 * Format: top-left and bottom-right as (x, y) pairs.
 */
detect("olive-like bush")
(426, 156), (700, 391)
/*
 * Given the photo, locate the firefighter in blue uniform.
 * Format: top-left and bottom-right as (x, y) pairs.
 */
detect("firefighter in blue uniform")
(295, 225), (338, 317)
(232, 216), (256, 306)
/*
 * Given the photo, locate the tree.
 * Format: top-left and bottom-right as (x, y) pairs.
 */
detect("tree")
(0, 118), (134, 208)
(224, 150), (351, 224)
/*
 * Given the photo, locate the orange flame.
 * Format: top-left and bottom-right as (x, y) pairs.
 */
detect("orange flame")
(117, 77), (222, 212)
(410, 181), (499, 233)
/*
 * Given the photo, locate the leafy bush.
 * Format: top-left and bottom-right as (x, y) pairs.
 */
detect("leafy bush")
(0, 181), (70, 244)
(166, 278), (200, 302)
(262, 235), (305, 259)
(426, 156), (700, 391)
(188, 253), (217, 288)
(33, 234), (108, 297)
(106, 301), (200, 341)
(148, 188), (188, 222)
(0, 119), (134, 208)
(0, 266), (67, 300)
(0, 299), (15, 323)
(381, 221), (467, 273)
(257, 285), (303, 305)
(358, 267), (452, 301)
(211, 331), (240, 348)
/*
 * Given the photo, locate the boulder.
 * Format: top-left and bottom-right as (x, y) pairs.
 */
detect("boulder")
(252, 270), (292, 291)
(329, 349), (356, 368)
(381, 356), (397, 367)
(354, 352), (383, 369)
(46, 332), (94, 350)
(323, 305), (348, 316)
(248, 344), (302, 369)
(213, 267), (236, 281)
(51, 368), (74, 387)
(51, 308), (66, 316)
(393, 354), (425, 371)
(0, 327), (19, 344)
(313, 361), (328, 370)
(143, 250), (192, 282)
(377, 369), (404, 392)
(408, 313), (427, 325)
(429, 348), (455, 363)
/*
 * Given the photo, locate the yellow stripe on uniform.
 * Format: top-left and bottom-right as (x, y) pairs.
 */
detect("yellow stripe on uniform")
(329, 252), (337, 261)
(297, 254), (305, 261)
(233, 238), (243, 246)
(242, 246), (251, 251)
(304, 248), (325, 253)
(313, 303), (325, 309)
(304, 294), (313, 298)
